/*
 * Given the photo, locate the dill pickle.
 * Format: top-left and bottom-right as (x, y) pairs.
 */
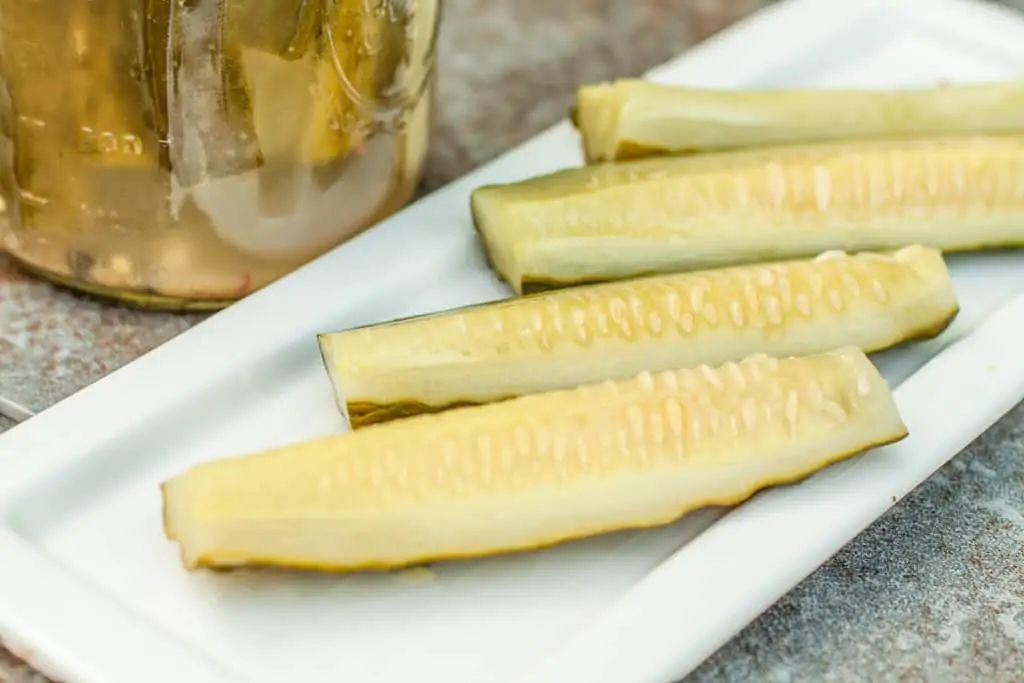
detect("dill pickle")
(243, 0), (424, 166)
(166, 0), (263, 187)
(225, 0), (321, 60)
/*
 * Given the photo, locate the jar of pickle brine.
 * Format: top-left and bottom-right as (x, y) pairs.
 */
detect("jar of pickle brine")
(0, 0), (440, 309)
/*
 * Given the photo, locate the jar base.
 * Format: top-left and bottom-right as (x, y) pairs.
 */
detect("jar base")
(7, 255), (237, 313)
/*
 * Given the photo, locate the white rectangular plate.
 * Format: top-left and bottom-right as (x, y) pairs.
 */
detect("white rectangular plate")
(4, 1), (1024, 681)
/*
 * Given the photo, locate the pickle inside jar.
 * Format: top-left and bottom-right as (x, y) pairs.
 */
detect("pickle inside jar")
(224, 0), (321, 60)
(162, 0), (417, 184)
(185, 1), (420, 258)
(241, 0), (414, 166)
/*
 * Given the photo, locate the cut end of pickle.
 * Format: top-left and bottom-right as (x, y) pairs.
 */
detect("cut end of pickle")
(573, 81), (621, 163)
(163, 347), (907, 572)
(317, 333), (352, 424)
(470, 185), (525, 294)
(573, 81), (686, 163)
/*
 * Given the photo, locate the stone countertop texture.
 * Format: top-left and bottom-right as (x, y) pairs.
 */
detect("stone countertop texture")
(2, 0), (1024, 681)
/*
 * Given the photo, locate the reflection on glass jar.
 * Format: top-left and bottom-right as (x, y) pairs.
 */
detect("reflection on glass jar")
(0, 0), (440, 310)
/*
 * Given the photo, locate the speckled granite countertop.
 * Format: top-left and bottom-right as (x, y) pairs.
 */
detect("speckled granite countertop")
(2, 1), (1024, 681)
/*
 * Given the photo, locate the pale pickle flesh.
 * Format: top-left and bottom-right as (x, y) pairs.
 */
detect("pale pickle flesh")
(319, 245), (957, 428)
(163, 347), (907, 572)
(471, 136), (1024, 293)
(573, 79), (1024, 162)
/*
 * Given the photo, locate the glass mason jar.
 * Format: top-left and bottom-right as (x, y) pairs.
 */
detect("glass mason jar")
(0, 0), (440, 310)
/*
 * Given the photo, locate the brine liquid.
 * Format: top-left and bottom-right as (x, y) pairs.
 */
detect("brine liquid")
(0, 0), (436, 308)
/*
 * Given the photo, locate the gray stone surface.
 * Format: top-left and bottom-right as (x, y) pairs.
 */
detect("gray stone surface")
(3, 1), (1024, 682)
(0, 416), (14, 434)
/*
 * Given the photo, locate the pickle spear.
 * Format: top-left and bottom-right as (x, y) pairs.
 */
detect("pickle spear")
(320, 245), (956, 428)
(573, 79), (1024, 162)
(225, 0), (320, 60)
(190, 0), (415, 258)
(238, 0), (401, 167)
(163, 347), (907, 572)
(472, 136), (1024, 294)
(166, 0), (263, 188)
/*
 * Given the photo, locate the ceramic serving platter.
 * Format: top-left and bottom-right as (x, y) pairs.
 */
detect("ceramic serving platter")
(5, 1), (1024, 681)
